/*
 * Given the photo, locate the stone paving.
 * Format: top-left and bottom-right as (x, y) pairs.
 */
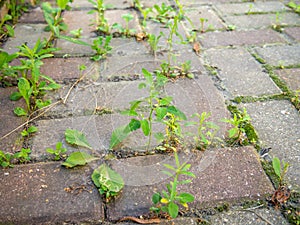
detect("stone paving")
(0, 0), (300, 224)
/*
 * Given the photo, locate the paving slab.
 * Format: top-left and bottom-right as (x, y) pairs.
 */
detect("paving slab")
(106, 146), (274, 221)
(55, 37), (94, 57)
(0, 162), (104, 224)
(0, 87), (26, 153)
(199, 29), (286, 49)
(224, 13), (300, 30)
(184, 6), (226, 32)
(18, 6), (46, 23)
(205, 47), (281, 96)
(275, 68), (300, 91)
(209, 207), (289, 225)
(215, 1), (288, 15)
(243, 100), (300, 190)
(62, 10), (97, 38)
(41, 57), (98, 81)
(254, 44), (300, 67)
(284, 27), (300, 42)
(2, 24), (50, 54)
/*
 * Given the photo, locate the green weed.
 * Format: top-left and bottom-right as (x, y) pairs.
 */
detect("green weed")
(90, 35), (112, 61)
(46, 142), (67, 161)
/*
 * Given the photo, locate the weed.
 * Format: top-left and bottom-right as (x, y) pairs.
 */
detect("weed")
(46, 142), (67, 160)
(7, 0), (28, 24)
(227, 24), (236, 31)
(88, 0), (111, 34)
(186, 112), (220, 150)
(13, 148), (31, 163)
(0, 150), (14, 168)
(272, 157), (289, 188)
(0, 50), (19, 86)
(147, 32), (162, 58)
(272, 12), (284, 32)
(291, 90), (300, 110)
(90, 35), (112, 61)
(92, 163), (124, 201)
(150, 150), (195, 218)
(199, 17), (208, 33)
(0, 14), (14, 37)
(151, 3), (175, 24)
(70, 28), (83, 38)
(21, 125), (38, 137)
(287, 1), (300, 14)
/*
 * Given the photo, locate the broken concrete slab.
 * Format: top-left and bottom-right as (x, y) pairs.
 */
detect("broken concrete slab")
(243, 100), (300, 190)
(199, 29), (286, 49)
(0, 162), (104, 224)
(106, 146), (274, 221)
(254, 44), (300, 67)
(205, 47), (281, 96)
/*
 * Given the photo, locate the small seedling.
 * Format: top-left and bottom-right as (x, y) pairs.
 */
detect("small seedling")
(272, 12), (284, 32)
(147, 32), (162, 58)
(272, 157), (289, 188)
(13, 148), (31, 163)
(288, 1), (300, 13)
(199, 17), (208, 33)
(151, 3), (175, 24)
(0, 14), (14, 37)
(90, 35), (113, 61)
(92, 163), (124, 201)
(0, 150), (13, 168)
(21, 125), (38, 137)
(150, 150), (195, 218)
(70, 28), (82, 38)
(88, 0), (111, 34)
(46, 142), (67, 160)
(121, 13), (135, 36)
(186, 112), (220, 150)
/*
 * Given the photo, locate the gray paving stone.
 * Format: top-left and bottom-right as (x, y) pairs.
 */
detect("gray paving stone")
(224, 13), (300, 30)
(184, 6), (226, 31)
(284, 27), (300, 42)
(41, 57), (98, 81)
(275, 68), (300, 91)
(0, 162), (104, 224)
(0, 87), (26, 153)
(215, 1), (288, 15)
(110, 38), (149, 57)
(209, 207), (289, 225)
(205, 47), (281, 96)
(2, 24), (50, 54)
(62, 10), (97, 38)
(106, 146), (274, 221)
(243, 100), (300, 190)
(254, 44), (300, 67)
(55, 37), (94, 56)
(199, 29), (286, 48)
(18, 7), (46, 23)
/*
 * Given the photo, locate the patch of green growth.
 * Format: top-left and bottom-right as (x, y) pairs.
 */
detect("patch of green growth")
(92, 163), (124, 202)
(0, 148), (31, 168)
(272, 157), (289, 188)
(282, 191), (300, 224)
(62, 151), (97, 168)
(199, 17), (208, 33)
(0, 51), (19, 86)
(268, 73), (291, 94)
(13, 148), (31, 163)
(21, 125), (38, 137)
(204, 64), (218, 76)
(232, 93), (290, 104)
(90, 35), (113, 61)
(250, 52), (266, 64)
(240, 200), (266, 209)
(223, 106), (259, 146)
(272, 12), (285, 32)
(150, 3), (175, 24)
(46, 142), (67, 161)
(0, 150), (14, 168)
(291, 90), (300, 111)
(214, 202), (230, 212)
(261, 160), (281, 188)
(0, 14), (14, 37)
(147, 32), (163, 58)
(70, 28), (82, 38)
(287, 1), (300, 14)
(150, 150), (195, 218)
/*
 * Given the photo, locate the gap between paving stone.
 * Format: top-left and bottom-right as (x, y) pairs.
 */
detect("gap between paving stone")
(106, 146), (274, 221)
(0, 161), (104, 224)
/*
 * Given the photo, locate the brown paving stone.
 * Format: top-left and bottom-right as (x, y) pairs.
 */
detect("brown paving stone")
(275, 68), (300, 91)
(106, 146), (273, 221)
(0, 162), (104, 224)
(199, 29), (286, 48)
(62, 10), (97, 38)
(55, 38), (94, 56)
(0, 87), (26, 153)
(284, 27), (300, 42)
(41, 57), (97, 81)
(224, 13), (300, 30)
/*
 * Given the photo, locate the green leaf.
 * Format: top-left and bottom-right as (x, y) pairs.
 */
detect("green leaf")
(59, 35), (91, 46)
(0, 51), (9, 68)
(142, 68), (153, 85)
(177, 193), (194, 203)
(27, 125), (38, 134)
(5, 24), (14, 37)
(141, 119), (150, 136)
(18, 77), (32, 108)
(62, 151), (97, 168)
(163, 163), (176, 172)
(92, 163), (124, 193)
(138, 82), (147, 89)
(168, 202), (179, 218)
(155, 107), (167, 121)
(152, 192), (162, 204)
(14, 107), (27, 116)
(272, 157), (281, 178)
(65, 129), (92, 149)
(154, 132), (164, 143)
(57, 0), (69, 10)
(109, 125), (129, 149)
(10, 92), (22, 101)
(166, 106), (187, 120)
(126, 119), (141, 132)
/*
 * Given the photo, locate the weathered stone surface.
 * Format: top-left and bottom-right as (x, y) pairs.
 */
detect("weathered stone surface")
(209, 207), (289, 225)
(55, 37), (94, 56)
(215, 1), (288, 15)
(205, 47), (281, 96)
(275, 68), (300, 91)
(199, 29), (286, 48)
(2, 24), (50, 54)
(106, 146), (273, 221)
(254, 44), (300, 67)
(62, 10), (97, 38)
(0, 162), (104, 224)
(284, 27), (300, 42)
(18, 7), (46, 23)
(224, 13), (300, 30)
(184, 6), (226, 31)
(243, 100), (300, 189)
(41, 57), (97, 81)
(110, 38), (149, 57)
(0, 87), (26, 153)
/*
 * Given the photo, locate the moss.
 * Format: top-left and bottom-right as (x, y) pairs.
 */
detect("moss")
(261, 160), (279, 188)
(214, 202), (230, 212)
(282, 191), (300, 224)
